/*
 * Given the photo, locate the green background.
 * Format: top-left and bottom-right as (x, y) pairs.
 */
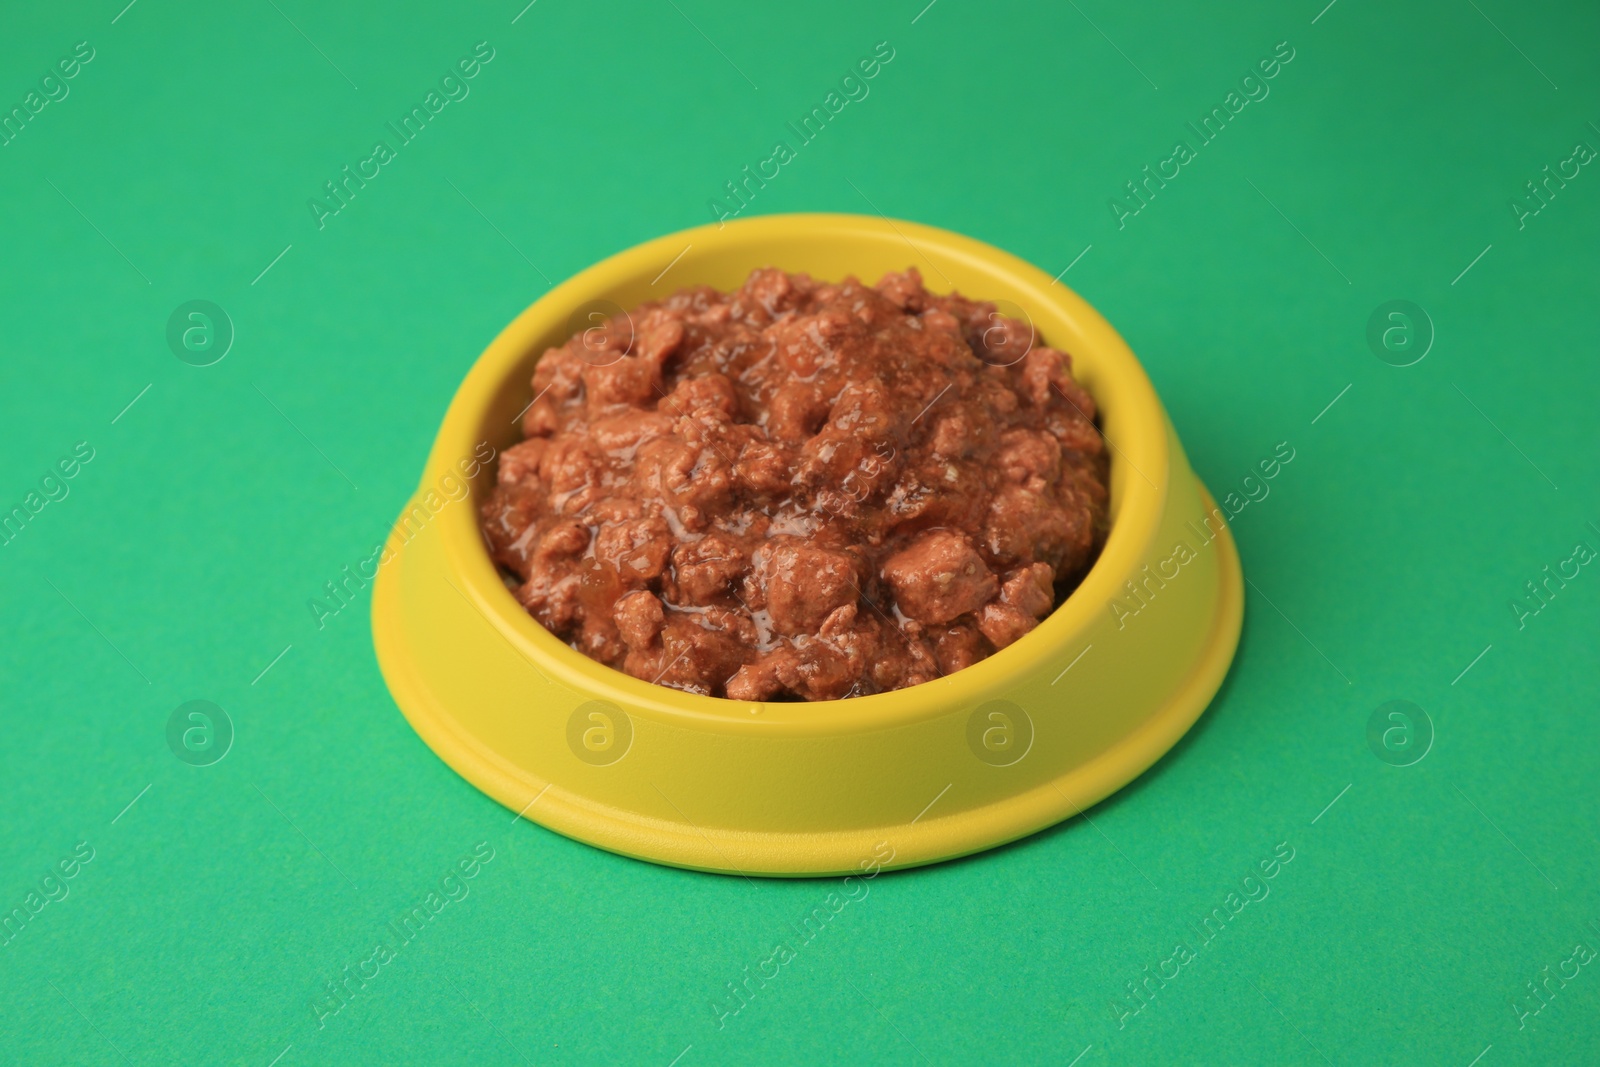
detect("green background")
(2, 0), (1597, 1063)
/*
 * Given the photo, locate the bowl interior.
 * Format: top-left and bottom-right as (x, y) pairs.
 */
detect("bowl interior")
(430, 213), (1169, 731)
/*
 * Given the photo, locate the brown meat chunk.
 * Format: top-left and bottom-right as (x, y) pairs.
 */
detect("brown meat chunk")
(735, 440), (794, 496)
(594, 516), (671, 581)
(995, 428), (1061, 486)
(750, 540), (861, 636)
(669, 532), (748, 606)
(635, 311), (685, 367)
(497, 438), (547, 487)
(614, 590), (665, 650)
(977, 563), (1056, 649)
(583, 356), (660, 417)
(881, 530), (998, 625)
(933, 623), (989, 674)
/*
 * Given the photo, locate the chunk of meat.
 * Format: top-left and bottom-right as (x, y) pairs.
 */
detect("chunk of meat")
(497, 438), (547, 486)
(669, 532), (748, 606)
(634, 439), (734, 521)
(734, 440), (794, 495)
(614, 590), (665, 650)
(750, 540), (861, 636)
(977, 563), (1056, 649)
(594, 516), (671, 581)
(973, 309), (1035, 367)
(994, 428), (1061, 486)
(881, 530), (998, 625)
(933, 623), (989, 674)
(984, 484), (1094, 570)
(661, 372), (737, 420)
(634, 310), (685, 368)
(583, 356), (660, 417)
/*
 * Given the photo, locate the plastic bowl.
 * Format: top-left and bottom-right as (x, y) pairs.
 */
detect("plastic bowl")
(372, 213), (1243, 876)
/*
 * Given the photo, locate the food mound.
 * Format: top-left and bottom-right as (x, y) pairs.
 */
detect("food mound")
(480, 267), (1109, 701)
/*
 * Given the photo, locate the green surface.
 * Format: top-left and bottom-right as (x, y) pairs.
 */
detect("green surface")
(3, 0), (1597, 1063)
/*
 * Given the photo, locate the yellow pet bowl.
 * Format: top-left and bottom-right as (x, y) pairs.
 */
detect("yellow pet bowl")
(372, 213), (1243, 877)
